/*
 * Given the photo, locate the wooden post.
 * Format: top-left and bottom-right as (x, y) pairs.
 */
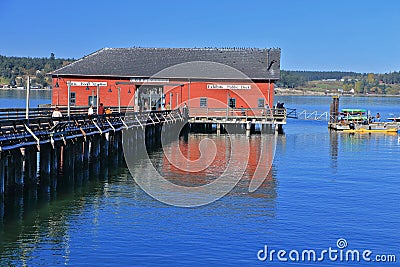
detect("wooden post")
(91, 136), (101, 158)
(83, 140), (90, 162)
(14, 149), (24, 187)
(40, 144), (51, 176)
(50, 145), (60, 175)
(101, 134), (109, 158)
(246, 122), (251, 137)
(24, 146), (38, 186)
(0, 155), (6, 194)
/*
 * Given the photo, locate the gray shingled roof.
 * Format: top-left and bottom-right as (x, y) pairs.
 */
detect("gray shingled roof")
(52, 47), (280, 80)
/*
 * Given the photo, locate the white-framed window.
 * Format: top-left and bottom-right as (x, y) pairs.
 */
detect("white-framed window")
(258, 98), (265, 108)
(229, 98), (236, 108)
(200, 97), (208, 107)
(70, 92), (76, 106)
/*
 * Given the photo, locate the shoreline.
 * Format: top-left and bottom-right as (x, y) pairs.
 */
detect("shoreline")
(274, 88), (399, 97)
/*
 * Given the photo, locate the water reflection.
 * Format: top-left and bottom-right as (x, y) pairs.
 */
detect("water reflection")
(0, 157), (119, 266)
(329, 130), (400, 176)
(127, 134), (278, 205)
(0, 133), (279, 265)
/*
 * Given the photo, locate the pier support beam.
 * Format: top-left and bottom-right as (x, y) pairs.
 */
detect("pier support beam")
(246, 122), (251, 137)
(40, 144), (52, 177)
(24, 146), (38, 186)
(14, 149), (24, 187)
(93, 136), (101, 158)
(83, 140), (90, 162)
(0, 155), (6, 194)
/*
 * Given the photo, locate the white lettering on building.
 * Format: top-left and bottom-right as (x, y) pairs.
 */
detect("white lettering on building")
(69, 81), (108, 86)
(207, 84), (251, 90)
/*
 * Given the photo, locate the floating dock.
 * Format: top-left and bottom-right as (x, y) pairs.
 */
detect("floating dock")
(328, 95), (400, 133)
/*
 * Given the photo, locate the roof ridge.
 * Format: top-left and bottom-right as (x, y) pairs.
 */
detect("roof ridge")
(108, 47), (272, 51)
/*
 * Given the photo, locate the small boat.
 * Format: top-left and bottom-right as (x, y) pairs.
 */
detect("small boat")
(342, 128), (398, 134)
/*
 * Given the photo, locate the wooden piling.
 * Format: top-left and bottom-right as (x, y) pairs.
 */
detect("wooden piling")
(0, 155), (6, 194)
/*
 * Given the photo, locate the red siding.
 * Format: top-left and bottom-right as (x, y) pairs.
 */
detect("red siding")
(52, 77), (275, 110)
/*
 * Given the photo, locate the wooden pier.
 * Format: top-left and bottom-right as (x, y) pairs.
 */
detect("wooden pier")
(0, 105), (287, 195)
(0, 107), (186, 195)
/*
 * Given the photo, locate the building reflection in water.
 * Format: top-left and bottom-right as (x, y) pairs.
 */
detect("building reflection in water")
(147, 133), (277, 205)
(0, 132), (279, 265)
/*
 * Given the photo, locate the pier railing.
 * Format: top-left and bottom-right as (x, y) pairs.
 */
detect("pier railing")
(297, 110), (334, 121)
(188, 107), (287, 123)
(0, 108), (184, 152)
(0, 106), (137, 121)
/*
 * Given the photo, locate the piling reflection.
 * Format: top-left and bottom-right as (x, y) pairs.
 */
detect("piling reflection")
(329, 130), (399, 172)
(1, 131), (279, 265)
(0, 151), (121, 266)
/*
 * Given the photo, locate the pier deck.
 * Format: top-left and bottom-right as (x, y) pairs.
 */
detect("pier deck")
(188, 107), (287, 124)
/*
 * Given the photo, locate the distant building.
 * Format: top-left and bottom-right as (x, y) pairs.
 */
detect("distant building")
(51, 47), (281, 111)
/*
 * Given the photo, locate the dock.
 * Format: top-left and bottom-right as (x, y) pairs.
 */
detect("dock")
(188, 107), (287, 135)
(0, 105), (287, 195)
(328, 95), (400, 132)
(0, 106), (186, 194)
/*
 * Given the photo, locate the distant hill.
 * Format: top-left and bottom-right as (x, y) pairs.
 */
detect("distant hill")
(0, 53), (75, 88)
(277, 70), (400, 95)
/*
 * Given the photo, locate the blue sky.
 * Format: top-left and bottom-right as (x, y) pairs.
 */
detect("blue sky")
(1, 0), (399, 73)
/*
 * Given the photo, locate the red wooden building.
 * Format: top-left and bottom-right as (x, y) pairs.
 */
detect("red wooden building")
(51, 47), (280, 113)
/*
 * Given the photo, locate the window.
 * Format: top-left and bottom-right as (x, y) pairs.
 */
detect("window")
(200, 97), (207, 107)
(88, 95), (97, 107)
(229, 98), (236, 108)
(70, 92), (76, 106)
(258, 98), (265, 108)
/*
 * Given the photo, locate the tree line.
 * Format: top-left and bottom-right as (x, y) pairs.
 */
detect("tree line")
(278, 70), (400, 94)
(0, 53), (74, 88)
(277, 70), (361, 88)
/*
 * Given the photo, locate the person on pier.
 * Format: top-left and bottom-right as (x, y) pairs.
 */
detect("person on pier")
(88, 105), (94, 118)
(52, 107), (62, 125)
(98, 103), (105, 115)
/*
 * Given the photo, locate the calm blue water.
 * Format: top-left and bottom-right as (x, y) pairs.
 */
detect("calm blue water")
(0, 94), (399, 266)
(0, 89), (51, 108)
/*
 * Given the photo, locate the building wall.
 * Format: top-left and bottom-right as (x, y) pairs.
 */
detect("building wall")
(52, 77), (275, 111)
(52, 77), (135, 108)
